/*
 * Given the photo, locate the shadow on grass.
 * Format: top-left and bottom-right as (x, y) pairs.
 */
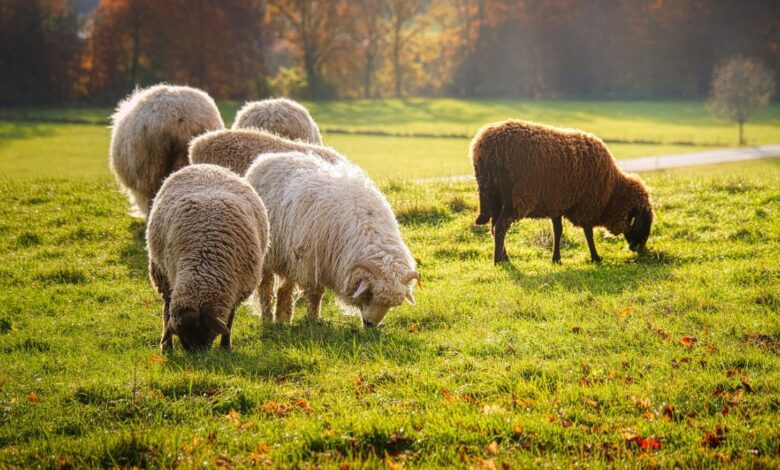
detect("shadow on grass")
(0, 122), (58, 149)
(164, 318), (424, 378)
(498, 247), (681, 295)
(118, 219), (148, 279)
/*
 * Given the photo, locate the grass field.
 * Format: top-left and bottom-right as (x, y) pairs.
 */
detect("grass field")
(1, 100), (779, 467)
(2, 100), (779, 181)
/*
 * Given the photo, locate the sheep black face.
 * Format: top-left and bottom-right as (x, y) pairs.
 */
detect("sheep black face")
(169, 307), (229, 351)
(624, 208), (652, 252)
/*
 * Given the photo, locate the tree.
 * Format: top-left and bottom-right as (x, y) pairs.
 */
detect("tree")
(387, 0), (426, 97)
(352, 0), (386, 98)
(267, 0), (349, 99)
(707, 56), (775, 145)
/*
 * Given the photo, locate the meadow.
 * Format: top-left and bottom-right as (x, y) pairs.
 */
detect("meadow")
(1, 100), (779, 468)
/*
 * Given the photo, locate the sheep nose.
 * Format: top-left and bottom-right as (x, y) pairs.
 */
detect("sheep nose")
(362, 319), (375, 328)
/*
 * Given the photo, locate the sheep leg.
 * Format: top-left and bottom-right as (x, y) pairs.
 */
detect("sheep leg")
(306, 287), (324, 320)
(160, 299), (173, 353)
(220, 308), (236, 350)
(257, 270), (275, 323)
(275, 278), (296, 324)
(583, 226), (602, 263)
(551, 217), (563, 264)
(492, 210), (512, 264)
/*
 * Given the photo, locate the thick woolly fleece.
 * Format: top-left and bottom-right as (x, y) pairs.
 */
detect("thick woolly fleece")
(471, 119), (653, 236)
(109, 84), (224, 218)
(188, 128), (346, 175)
(146, 164), (269, 349)
(245, 152), (417, 326)
(232, 98), (322, 144)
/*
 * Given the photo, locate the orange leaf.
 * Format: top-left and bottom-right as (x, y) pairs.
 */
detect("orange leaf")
(260, 400), (291, 417)
(642, 411), (654, 421)
(149, 354), (165, 364)
(637, 437), (662, 450)
(486, 441), (499, 456)
(385, 456), (404, 470)
(617, 307), (634, 318)
(296, 400), (313, 413)
(442, 389), (456, 403)
(26, 392), (40, 402)
(512, 424), (522, 436)
(680, 336), (698, 347)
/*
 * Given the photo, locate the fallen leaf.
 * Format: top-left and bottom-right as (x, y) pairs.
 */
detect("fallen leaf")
(637, 437), (662, 451)
(630, 396), (651, 409)
(620, 428), (638, 441)
(512, 424), (522, 436)
(707, 345), (718, 354)
(249, 443), (272, 466)
(26, 392), (40, 402)
(546, 416), (556, 423)
(482, 404), (505, 415)
(721, 405), (730, 415)
(642, 411), (654, 421)
(296, 400), (313, 413)
(226, 409), (242, 426)
(472, 458), (497, 470)
(680, 336), (698, 348)
(385, 456), (404, 470)
(442, 389), (456, 403)
(702, 425), (727, 448)
(260, 401), (291, 417)
(486, 441), (499, 456)
(149, 354), (165, 364)
(354, 376), (375, 396)
(617, 307), (634, 318)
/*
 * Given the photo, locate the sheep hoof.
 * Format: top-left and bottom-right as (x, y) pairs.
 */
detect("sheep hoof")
(475, 214), (490, 225)
(160, 340), (173, 354)
(591, 256), (602, 264)
(552, 257), (561, 264)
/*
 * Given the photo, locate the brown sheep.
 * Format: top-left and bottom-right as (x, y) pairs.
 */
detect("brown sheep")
(188, 127), (345, 175)
(471, 119), (653, 264)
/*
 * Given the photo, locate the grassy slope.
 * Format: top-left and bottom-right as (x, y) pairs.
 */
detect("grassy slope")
(1, 160), (779, 468)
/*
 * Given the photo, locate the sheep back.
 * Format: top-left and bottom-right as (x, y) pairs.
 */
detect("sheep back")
(110, 84), (224, 218)
(188, 128), (345, 175)
(232, 98), (322, 144)
(472, 119), (627, 229)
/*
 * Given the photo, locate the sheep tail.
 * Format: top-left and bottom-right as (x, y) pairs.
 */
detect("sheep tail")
(473, 153), (497, 226)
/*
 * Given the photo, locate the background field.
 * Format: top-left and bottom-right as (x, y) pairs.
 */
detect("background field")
(2, 100), (780, 180)
(1, 100), (779, 468)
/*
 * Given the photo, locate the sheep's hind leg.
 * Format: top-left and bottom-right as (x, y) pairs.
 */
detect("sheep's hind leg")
(257, 270), (275, 323)
(492, 208), (513, 264)
(306, 287), (324, 321)
(160, 299), (173, 353)
(276, 278), (296, 324)
(551, 217), (563, 264)
(583, 226), (602, 263)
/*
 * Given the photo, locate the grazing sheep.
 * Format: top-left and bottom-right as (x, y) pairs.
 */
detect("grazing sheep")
(471, 119), (653, 264)
(245, 152), (419, 328)
(188, 127), (345, 175)
(110, 84), (224, 218)
(232, 98), (322, 144)
(147, 164), (269, 352)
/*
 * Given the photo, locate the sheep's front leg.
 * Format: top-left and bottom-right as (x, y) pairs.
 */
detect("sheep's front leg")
(275, 278), (296, 324)
(257, 270), (275, 323)
(220, 308), (237, 350)
(306, 287), (324, 320)
(551, 217), (563, 264)
(160, 299), (173, 353)
(583, 226), (602, 263)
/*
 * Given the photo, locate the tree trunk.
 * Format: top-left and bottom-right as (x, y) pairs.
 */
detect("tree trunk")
(393, 23), (402, 98)
(738, 120), (744, 146)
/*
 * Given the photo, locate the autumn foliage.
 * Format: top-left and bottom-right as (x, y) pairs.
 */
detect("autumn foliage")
(0, 0), (778, 104)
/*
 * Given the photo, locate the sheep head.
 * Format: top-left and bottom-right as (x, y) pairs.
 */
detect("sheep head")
(350, 260), (419, 328)
(624, 207), (653, 252)
(168, 304), (229, 351)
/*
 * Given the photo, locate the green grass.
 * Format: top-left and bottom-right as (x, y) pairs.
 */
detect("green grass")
(1, 159), (779, 467)
(6, 98), (780, 181)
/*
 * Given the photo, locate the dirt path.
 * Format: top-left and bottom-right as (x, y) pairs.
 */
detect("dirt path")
(416, 143), (780, 183)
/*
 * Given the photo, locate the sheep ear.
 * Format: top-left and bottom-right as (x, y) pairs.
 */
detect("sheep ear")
(201, 308), (229, 336)
(352, 279), (370, 299)
(405, 290), (416, 305)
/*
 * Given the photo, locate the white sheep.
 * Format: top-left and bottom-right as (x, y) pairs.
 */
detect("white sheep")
(147, 164), (269, 351)
(232, 98), (322, 144)
(110, 84), (224, 218)
(245, 152), (419, 328)
(188, 127), (345, 175)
